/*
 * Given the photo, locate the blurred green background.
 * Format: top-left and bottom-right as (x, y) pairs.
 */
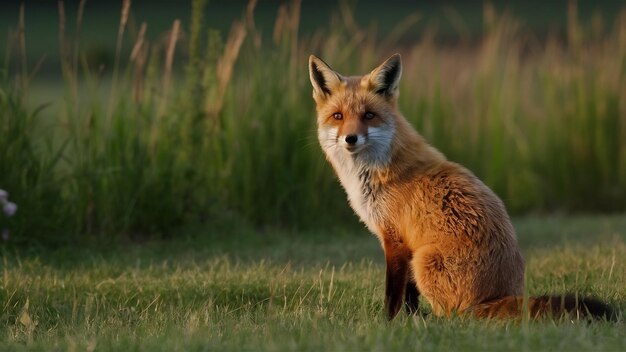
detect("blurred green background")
(2, 1), (626, 72)
(1, 0), (625, 244)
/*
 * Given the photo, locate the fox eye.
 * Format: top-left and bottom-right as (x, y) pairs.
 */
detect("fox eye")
(364, 111), (375, 120)
(332, 112), (343, 120)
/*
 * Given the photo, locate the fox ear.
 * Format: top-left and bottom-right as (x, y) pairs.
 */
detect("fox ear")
(309, 55), (343, 100)
(367, 54), (402, 97)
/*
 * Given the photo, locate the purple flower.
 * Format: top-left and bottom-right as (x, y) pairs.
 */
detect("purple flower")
(0, 189), (7, 204)
(3, 202), (17, 217)
(1, 229), (8, 241)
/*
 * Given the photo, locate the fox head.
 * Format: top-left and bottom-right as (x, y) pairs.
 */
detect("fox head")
(308, 54), (402, 168)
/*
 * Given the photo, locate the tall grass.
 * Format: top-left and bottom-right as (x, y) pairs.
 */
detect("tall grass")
(1, 0), (625, 243)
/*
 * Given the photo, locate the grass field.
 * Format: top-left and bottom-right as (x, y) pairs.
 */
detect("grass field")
(1, 215), (625, 350)
(2, 0), (626, 243)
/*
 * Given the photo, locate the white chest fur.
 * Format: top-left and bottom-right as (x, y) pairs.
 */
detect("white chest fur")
(318, 127), (382, 232)
(334, 155), (373, 224)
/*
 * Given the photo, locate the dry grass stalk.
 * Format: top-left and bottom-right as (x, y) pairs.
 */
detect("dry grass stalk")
(131, 22), (148, 103)
(206, 21), (246, 116)
(288, 0), (301, 77)
(73, 0), (86, 80)
(57, 1), (66, 64)
(130, 22), (147, 62)
(118, 0), (131, 46)
(246, 0), (261, 48)
(17, 3), (27, 97)
(272, 5), (287, 45)
(107, 0), (132, 120)
(57, 0), (79, 106)
(567, 0), (582, 53)
(115, 0), (132, 67)
(272, 0), (300, 78)
(162, 20), (180, 100)
(272, 0), (300, 46)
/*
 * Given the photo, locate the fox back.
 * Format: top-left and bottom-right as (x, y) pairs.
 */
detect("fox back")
(308, 54), (614, 321)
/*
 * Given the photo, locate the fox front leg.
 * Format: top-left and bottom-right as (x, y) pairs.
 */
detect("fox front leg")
(383, 238), (412, 320)
(404, 278), (420, 314)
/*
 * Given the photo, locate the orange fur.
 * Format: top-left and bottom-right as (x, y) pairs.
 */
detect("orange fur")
(308, 54), (615, 321)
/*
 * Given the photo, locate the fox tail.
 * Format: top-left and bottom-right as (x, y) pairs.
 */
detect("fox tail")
(471, 295), (618, 321)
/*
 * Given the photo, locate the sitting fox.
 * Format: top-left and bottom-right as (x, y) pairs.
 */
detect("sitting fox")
(308, 53), (615, 320)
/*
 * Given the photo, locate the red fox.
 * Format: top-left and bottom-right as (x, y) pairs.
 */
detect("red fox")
(308, 53), (616, 321)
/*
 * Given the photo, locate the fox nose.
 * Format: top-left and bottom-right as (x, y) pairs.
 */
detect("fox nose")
(345, 134), (358, 145)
